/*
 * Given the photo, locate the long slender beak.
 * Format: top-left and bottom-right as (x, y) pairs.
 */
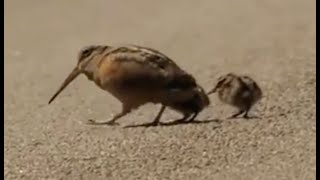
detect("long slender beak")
(48, 67), (81, 104)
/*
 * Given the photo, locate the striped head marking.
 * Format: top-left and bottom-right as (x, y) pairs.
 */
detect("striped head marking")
(78, 45), (105, 65)
(207, 73), (237, 95)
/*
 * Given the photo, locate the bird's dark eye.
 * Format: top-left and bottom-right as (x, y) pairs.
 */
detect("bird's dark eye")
(82, 49), (90, 55)
(78, 46), (97, 62)
(82, 48), (94, 58)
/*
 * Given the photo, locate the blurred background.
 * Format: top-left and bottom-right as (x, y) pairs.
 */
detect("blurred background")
(4, 0), (315, 179)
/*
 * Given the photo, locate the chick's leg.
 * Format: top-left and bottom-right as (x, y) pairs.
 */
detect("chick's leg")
(243, 106), (252, 119)
(228, 110), (245, 119)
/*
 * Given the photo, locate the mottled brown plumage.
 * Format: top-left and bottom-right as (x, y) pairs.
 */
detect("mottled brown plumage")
(207, 73), (262, 118)
(48, 44), (210, 126)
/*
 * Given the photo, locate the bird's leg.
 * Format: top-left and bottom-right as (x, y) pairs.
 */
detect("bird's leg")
(174, 113), (192, 123)
(243, 107), (251, 119)
(145, 105), (166, 126)
(187, 112), (199, 122)
(227, 110), (245, 119)
(87, 104), (132, 125)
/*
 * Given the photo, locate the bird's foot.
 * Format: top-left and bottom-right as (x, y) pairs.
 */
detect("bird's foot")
(87, 119), (120, 126)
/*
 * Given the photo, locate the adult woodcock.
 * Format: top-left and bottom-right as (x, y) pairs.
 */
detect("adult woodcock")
(48, 44), (210, 126)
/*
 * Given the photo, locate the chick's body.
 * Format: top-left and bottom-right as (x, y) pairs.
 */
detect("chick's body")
(208, 73), (262, 118)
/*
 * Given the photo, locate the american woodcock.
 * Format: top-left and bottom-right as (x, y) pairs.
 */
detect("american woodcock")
(48, 44), (210, 126)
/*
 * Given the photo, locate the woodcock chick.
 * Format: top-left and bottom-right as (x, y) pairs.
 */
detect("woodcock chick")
(207, 73), (262, 118)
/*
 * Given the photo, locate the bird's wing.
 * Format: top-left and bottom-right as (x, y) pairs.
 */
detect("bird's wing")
(98, 45), (197, 90)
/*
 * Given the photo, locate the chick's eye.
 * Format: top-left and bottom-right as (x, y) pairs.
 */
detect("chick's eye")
(216, 80), (225, 87)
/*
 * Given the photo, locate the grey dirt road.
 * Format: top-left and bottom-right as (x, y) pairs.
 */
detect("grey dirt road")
(4, 0), (316, 179)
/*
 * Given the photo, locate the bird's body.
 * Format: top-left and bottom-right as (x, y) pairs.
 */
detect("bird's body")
(208, 73), (262, 118)
(48, 44), (210, 126)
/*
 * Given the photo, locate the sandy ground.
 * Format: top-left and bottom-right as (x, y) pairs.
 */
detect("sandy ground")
(4, 0), (316, 179)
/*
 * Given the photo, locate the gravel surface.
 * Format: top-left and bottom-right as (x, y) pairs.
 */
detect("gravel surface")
(4, 0), (316, 179)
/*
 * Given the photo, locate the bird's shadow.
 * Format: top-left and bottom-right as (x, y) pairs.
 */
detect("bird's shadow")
(226, 115), (261, 120)
(123, 118), (222, 129)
